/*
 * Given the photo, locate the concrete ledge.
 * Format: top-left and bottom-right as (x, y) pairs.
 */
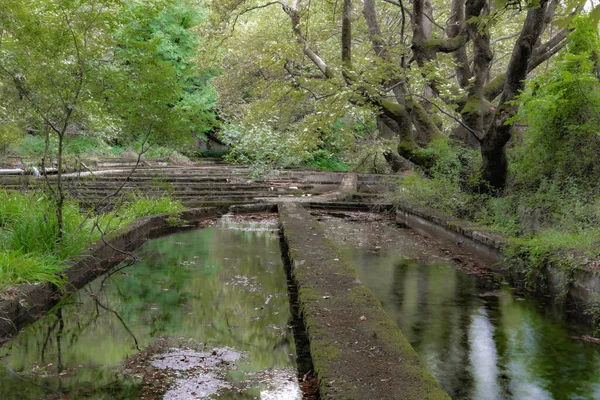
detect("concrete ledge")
(0, 206), (228, 342)
(396, 203), (507, 252)
(279, 202), (449, 400)
(396, 205), (504, 269)
(395, 202), (600, 311)
(228, 203), (278, 214)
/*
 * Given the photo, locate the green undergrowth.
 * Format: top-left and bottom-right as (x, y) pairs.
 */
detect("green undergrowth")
(303, 150), (349, 171)
(9, 134), (191, 164)
(187, 149), (230, 160)
(0, 251), (65, 289)
(0, 191), (184, 289)
(388, 140), (600, 295)
(389, 23), (600, 297)
(389, 139), (600, 288)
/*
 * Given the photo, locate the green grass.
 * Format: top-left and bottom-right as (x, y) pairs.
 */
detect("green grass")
(10, 135), (48, 158)
(0, 251), (65, 289)
(0, 191), (184, 289)
(96, 194), (185, 234)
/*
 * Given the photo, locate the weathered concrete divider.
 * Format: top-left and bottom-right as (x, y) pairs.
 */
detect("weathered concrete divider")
(0, 207), (229, 342)
(279, 202), (449, 400)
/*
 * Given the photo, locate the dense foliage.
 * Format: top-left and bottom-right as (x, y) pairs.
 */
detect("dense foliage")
(387, 19), (600, 298)
(2, 0), (600, 297)
(0, 0), (216, 159)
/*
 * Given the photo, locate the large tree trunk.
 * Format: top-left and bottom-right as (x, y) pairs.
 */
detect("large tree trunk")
(377, 115), (400, 140)
(480, 123), (510, 189)
(480, 0), (550, 190)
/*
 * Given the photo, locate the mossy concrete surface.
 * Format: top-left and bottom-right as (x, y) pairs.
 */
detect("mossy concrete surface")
(396, 203), (507, 252)
(279, 202), (450, 400)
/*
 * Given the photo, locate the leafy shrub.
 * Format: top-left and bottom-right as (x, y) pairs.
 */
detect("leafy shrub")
(304, 149), (349, 171)
(190, 149), (230, 159)
(64, 135), (111, 156)
(346, 139), (393, 174)
(390, 139), (485, 219)
(0, 123), (24, 155)
(220, 123), (307, 167)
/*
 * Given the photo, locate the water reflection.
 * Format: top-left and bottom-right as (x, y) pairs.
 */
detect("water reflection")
(320, 214), (600, 400)
(468, 307), (500, 400)
(0, 218), (299, 399)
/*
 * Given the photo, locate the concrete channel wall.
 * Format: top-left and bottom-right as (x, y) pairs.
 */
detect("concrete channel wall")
(395, 202), (600, 311)
(279, 202), (450, 400)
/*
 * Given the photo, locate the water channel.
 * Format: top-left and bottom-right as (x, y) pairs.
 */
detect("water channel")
(316, 211), (600, 400)
(0, 214), (301, 399)
(2, 211), (600, 399)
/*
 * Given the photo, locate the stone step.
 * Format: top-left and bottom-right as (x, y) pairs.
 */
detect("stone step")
(0, 181), (353, 196)
(78, 193), (297, 205)
(63, 184), (288, 192)
(356, 183), (392, 193)
(66, 189), (314, 198)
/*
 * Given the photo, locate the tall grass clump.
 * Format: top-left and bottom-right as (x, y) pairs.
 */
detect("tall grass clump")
(0, 251), (65, 288)
(97, 194), (185, 233)
(0, 190), (184, 289)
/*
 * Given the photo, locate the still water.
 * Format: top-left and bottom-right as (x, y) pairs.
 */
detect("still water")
(0, 215), (300, 399)
(318, 212), (600, 400)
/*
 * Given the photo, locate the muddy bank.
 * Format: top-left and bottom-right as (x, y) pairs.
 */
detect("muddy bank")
(278, 202), (449, 400)
(0, 207), (229, 342)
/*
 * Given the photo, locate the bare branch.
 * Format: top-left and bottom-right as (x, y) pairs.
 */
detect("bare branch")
(282, 2), (334, 78)
(490, 31), (520, 46)
(382, 0), (413, 19)
(0, 360), (64, 396)
(94, 298), (140, 351)
(231, 2), (283, 32)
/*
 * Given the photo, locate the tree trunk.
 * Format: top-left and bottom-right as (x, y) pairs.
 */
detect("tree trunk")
(480, 0), (550, 190)
(56, 132), (64, 243)
(480, 123), (509, 189)
(377, 115), (399, 140)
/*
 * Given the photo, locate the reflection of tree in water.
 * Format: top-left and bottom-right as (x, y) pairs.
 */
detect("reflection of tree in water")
(389, 258), (600, 399)
(93, 298), (140, 351)
(322, 216), (600, 399)
(391, 258), (478, 398)
(0, 226), (296, 398)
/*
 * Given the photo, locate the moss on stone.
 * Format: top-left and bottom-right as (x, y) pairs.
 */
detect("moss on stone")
(348, 284), (381, 308)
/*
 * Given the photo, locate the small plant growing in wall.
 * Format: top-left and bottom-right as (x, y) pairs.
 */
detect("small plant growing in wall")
(166, 215), (186, 228)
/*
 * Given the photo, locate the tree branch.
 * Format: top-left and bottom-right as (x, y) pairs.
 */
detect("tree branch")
(282, 2), (334, 78)
(413, 94), (482, 143)
(231, 2), (283, 32)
